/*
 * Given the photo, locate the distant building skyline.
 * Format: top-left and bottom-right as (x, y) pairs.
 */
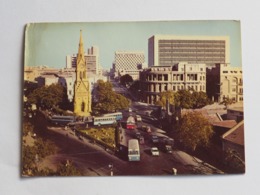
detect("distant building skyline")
(24, 21), (242, 70)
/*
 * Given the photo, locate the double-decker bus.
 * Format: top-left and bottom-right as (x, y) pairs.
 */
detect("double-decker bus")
(126, 116), (136, 130)
(102, 112), (123, 121)
(50, 115), (75, 125)
(93, 116), (117, 126)
(128, 139), (140, 161)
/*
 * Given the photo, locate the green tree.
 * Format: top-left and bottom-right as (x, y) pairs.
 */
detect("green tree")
(120, 74), (133, 87)
(178, 111), (214, 151)
(27, 83), (67, 109)
(174, 89), (194, 109)
(192, 91), (211, 108)
(155, 91), (175, 108)
(93, 80), (130, 114)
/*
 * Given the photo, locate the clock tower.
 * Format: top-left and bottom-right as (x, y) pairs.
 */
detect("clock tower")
(74, 30), (91, 116)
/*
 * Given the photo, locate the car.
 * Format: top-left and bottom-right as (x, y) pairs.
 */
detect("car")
(136, 115), (142, 122)
(151, 147), (159, 156)
(139, 136), (145, 144)
(151, 135), (159, 143)
(164, 145), (173, 153)
(135, 132), (141, 139)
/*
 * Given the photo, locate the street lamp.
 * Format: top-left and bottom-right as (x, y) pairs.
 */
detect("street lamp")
(108, 163), (113, 176)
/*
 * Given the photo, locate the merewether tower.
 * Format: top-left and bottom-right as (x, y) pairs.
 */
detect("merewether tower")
(74, 30), (91, 116)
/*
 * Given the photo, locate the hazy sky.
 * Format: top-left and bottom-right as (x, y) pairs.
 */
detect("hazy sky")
(25, 21), (242, 69)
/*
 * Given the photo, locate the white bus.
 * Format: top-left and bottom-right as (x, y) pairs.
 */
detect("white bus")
(102, 112), (123, 121)
(128, 139), (140, 161)
(93, 116), (117, 126)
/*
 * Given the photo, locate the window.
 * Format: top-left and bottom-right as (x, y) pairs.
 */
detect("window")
(173, 86), (176, 91)
(158, 75), (162, 81)
(223, 71), (228, 73)
(164, 74), (168, 81)
(81, 102), (85, 112)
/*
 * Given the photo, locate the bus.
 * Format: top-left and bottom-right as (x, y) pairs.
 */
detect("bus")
(102, 112), (123, 121)
(128, 139), (140, 161)
(126, 116), (136, 130)
(50, 115), (75, 125)
(93, 116), (117, 126)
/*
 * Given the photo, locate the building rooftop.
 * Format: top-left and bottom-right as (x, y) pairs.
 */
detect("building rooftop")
(212, 120), (237, 129)
(222, 120), (244, 146)
(227, 107), (244, 113)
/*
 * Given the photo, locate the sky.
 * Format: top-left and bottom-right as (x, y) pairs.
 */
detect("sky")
(25, 21), (242, 70)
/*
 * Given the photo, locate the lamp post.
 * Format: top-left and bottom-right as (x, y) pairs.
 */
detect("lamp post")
(108, 163), (113, 176)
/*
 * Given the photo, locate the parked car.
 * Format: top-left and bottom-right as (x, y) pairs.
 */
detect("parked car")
(151, 147), (159, 156)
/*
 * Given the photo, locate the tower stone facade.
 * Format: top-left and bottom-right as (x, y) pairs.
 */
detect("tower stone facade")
(74, 30), (91, 116)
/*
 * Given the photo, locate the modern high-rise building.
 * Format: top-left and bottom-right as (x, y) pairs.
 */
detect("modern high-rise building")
(112, 51), (145, 80)
(140, 62), (206, 104)
(66, 46), (101, 75)
(148, 35), (230, 67)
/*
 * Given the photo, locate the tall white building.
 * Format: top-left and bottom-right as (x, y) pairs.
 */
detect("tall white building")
(112, 51), (145, 80)
(148, 35), (230, 67)
(66, 46), (102, 75)
(140, 62), (206, 104)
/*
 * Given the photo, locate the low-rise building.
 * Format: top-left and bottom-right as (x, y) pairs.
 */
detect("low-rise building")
(222, 120), (245, 160)
(140, 62), (206, 104)
(227, 107), (244, 122)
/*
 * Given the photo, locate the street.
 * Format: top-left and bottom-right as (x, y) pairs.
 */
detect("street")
(30, 80), (223, 176)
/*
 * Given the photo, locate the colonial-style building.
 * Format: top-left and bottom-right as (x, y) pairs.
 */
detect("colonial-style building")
(207, 63), (243, 103)
(73, 30), (92, 116)
(140, 62), (206, 104)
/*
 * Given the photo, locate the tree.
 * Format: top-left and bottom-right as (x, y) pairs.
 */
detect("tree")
(192, 91), (212, 108)
(27, 83), (67, 109)
(120, 74), (133, 87)
(220, 97), (235, 109)
(178, 111), (214, 151)
(174, 89), (194, 109)
(155, 91), (175, 109)
(92, 80), (130, 114)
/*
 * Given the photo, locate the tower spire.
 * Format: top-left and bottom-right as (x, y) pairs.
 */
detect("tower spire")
(77, 30), (85, 64)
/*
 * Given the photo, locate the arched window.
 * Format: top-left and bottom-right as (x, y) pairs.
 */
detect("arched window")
(81, 102), (85, 112)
